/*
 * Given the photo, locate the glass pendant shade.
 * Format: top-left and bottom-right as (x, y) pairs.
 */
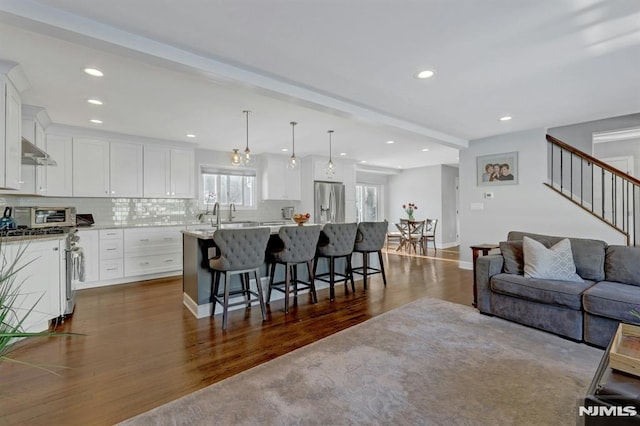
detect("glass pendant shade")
(231, 148), (242, 166)
(326, 130), (335, 178)
(287, 121), (297, 169)
(242, 110), (256, 166)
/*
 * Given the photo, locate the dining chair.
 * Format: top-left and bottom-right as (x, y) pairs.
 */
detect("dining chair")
(423, 218), (438, 252)
(386, 222), (404, 250)
(400, 218), (425, 254)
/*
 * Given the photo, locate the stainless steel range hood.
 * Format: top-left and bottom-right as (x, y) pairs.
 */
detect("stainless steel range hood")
(21, 137), (57, 166)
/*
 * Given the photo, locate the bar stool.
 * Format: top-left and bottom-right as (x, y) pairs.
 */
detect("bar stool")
(352, 220), (388, 290)
(313, 222), (358, 301)
(209, 227), (270, 330)
(267, 225), (321, 313)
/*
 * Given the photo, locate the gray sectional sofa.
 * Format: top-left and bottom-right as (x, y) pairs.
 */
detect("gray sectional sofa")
(475, 231), (640, 348)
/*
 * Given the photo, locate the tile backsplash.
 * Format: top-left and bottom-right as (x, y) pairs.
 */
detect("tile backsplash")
(2, 195), (297, 227)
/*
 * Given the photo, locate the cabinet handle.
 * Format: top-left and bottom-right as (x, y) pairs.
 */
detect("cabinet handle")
(140, 239), (149, 242)
(141, 262), (150, 265)
(106, 248), (117, 251)
(166, 192), (170, 196)
(164, 259), (174, 263)
(53, 247), (59, 251)
(111, 190), (115, 194)
(163, 237), (173, 241)
(171, 192), (176, 196)
(106, 268), (117, 271)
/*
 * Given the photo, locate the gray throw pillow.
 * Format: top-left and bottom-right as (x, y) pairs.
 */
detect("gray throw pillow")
(500, 241), (524, 275)
(523, 236), (583, 282)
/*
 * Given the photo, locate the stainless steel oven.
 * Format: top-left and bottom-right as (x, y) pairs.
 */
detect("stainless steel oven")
(64, 230), (81, 316)
(14, 206), (77, 228)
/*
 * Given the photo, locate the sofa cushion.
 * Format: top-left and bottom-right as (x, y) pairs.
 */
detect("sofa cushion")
(583, 281), (640, 322)
(508, 231), (606, 281)
(605, 245), (640, 287)
(523, 237), (583, 282)
(491, 273), (594, 310)
(499, 241), (524, 275)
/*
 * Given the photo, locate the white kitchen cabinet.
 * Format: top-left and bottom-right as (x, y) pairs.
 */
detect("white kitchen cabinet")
(124, 226), (183, 277)
(0, 74), (22, 190)
(21, 107), (48, 195)
(110, 141), (143, 197)
(313, 158), (344, 182)
(73, 138), (110, 197)
(4, 238), (64, 332)
(45, 134), (73, 197)
(77, 229), (99, 284)
(143, 145), (194, 198)
(73, 138), (144, 198)
(261, 154), (301, 200)
(99, 229), (124, 280)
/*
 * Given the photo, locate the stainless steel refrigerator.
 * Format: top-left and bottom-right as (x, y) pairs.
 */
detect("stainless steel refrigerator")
(314, 181), (345, 223)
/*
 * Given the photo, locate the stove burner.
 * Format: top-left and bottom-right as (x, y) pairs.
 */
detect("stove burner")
(0, 227), (70, 238)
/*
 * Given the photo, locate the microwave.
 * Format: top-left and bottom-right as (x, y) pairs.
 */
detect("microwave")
(13, 207), (77, 228)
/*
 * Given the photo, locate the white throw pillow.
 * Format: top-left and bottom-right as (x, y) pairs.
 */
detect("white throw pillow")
(523, 236), (583, 282)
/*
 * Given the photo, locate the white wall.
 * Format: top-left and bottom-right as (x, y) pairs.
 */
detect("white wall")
(386, 165), (459, 247)
(458, 128), (625, 267)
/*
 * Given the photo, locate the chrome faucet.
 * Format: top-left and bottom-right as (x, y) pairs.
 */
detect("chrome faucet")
(211, 202), (221, 228)
(228, 203), (236, 221)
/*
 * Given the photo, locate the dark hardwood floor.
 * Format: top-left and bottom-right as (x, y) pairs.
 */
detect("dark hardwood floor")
(0, 247), (472, 425)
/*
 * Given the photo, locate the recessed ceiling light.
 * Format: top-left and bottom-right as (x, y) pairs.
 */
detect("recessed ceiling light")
(415, 69), (435, 79)
(500, 116), (512, 121)
(84, 68), (104, 77)
(87, 99), (103, 105)
(281, 148), (289, 152)
(186, 134), (196, 138)
(421, 148), (430, 152)
(360, 160), (367, 163)
(90, 119), (102, 124)
(339, 152), (347, 156)
(386, 140), (395, 144)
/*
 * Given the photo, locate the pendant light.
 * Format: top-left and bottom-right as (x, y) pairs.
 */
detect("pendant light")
(242, 110), (255, 166)
(326, 130), (335, 178)
(231, 148), (242, 166)
(287, 121), (298, 169)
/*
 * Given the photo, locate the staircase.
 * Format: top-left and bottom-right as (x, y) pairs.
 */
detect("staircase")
(546, 134), (640, 246)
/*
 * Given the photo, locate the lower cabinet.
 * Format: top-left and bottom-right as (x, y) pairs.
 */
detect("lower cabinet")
(4, 238), (64, 332)
(76, 226), (183, 288)
(99, 229), (124, 280)
(124, 226), (183, 277)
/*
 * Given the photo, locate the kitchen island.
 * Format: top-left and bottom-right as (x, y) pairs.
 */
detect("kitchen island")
(181, 224), (296, 318)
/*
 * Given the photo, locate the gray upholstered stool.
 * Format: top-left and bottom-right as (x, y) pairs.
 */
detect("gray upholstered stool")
(267, 225), (321, 313)
(352, 220), (388, 290)
(313, 222), (358, 301)
(209, 227), (270, 330)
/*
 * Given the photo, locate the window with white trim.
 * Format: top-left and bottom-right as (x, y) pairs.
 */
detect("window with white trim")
(200, 165), (256, 209)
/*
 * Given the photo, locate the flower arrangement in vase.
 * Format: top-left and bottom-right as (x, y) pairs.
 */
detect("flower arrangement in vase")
(403, 203), (418, 220)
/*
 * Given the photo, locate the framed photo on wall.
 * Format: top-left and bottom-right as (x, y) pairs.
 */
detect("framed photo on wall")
(477, 152), (518, 186)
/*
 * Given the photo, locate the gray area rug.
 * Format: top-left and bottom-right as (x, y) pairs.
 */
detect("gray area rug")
(120, 298), (603, 425)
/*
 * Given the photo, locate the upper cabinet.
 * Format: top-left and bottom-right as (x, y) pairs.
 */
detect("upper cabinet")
(72, 138), (110, 197)
(110, 141), (143, 197)
(143, 145), (194, 198)
(72, 138), (144, 197)
(21, 105), (49, 195)
(313, 158), (344, 182)
(261, 154), (301, 200)
(0, 73), (22, 190)
(45, 134), (73, 197)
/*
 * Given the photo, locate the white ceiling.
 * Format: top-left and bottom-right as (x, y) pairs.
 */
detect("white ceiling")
(0, 0), (639, 170)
